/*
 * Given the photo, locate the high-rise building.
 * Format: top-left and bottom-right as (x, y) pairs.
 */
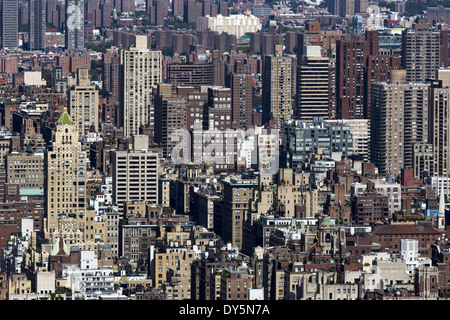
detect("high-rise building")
(7, 152), (45, 191)
(371, 70), (430, 177)
(325, 119), (370, 162)
(440, 29), (450, 68)
(102, 49), (121, 104)
(426, 5), (450, 26)
(167, 63), (215, 88)
(401, 18), (440, 82)
(44, 108), (86, 240)
(297, 23), (348, 119)
(336, 39), (369, 119)
(65, 0), (85, 50)
(285, 31), (298, 54)
(172, 0), (184, 17)
(429, 69), (450, 177)
(68, 69), (99, 137)
(111, 135), (159, 212)
(29, 0), (46, 50)
(250, 32), (283, 56)
(295, 46), (331, 121)
(262, 44), (293, 126)
(171, 32), (195, 54)
(100, 1), (112, 27)
(184, 0), (202, 24)
(296, 23), (348, 58)
(154, 84), (188, 158)
(363, 54), (402, 119)
(335, 30), (380, 120)
(176, 86), (208, 131)
(206, 86), (232, 130)
(226, 60), (253, 129)
(214, 175), (258, 250)
(147, 0), (168, 26)
(281, 118), (354, 172)
(1, 0), (19, 49)
(119, 0), (135, 13)
(120, 36), (162, 138)
(328, 0), (356, 16)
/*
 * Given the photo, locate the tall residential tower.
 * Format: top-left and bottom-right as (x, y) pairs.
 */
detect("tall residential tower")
(120, 36), (162, 138)
(262, 44), (293, 126)
(68, 69), (99, 137)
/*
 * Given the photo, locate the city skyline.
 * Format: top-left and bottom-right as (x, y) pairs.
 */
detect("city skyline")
(0, 0), (449, 304)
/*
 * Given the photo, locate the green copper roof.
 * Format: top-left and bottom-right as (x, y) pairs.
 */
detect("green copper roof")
(57, 108), (74, 124)
(50, 237), (70, 256)
(322, 216), (332, 224)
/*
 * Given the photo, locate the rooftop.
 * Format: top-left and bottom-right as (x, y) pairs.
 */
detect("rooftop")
(56, 107), (74, 124)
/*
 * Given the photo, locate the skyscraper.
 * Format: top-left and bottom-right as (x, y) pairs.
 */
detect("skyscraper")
(154, 83), (187, 158)
(336, 30), (380, 120)
(363, 54), (402, 119)
(226, 60), (253, 129)
(68, 69), (99, 137)
(262, 44), (293, 126)
(29, 0), (46, 50)
(65, 0), (85, 50)
(401, 18), (440, 83)
(214, 176), (258, 250)
(172, 0), (184, 17)
(336, 39), (369, 119)
(371, 70), (430, 177)
(297, 23), (348, 118)
(429, 69), (450, 177)
(111, 135), (159, 212)
(44, 108), (86, 240)
(1, 0), (19, 49)
(295, 46), (331, 121)
(120, 36), (162, 138)
(102, 49), (121, 104)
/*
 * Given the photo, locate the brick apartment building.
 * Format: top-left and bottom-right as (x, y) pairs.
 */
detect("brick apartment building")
(372, 223), (442, 257)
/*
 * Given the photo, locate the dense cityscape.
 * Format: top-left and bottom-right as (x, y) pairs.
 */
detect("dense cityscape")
(0, 0), (449, 304)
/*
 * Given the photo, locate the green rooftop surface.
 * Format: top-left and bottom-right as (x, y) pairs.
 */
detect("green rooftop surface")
(57, 108), (74, 124)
